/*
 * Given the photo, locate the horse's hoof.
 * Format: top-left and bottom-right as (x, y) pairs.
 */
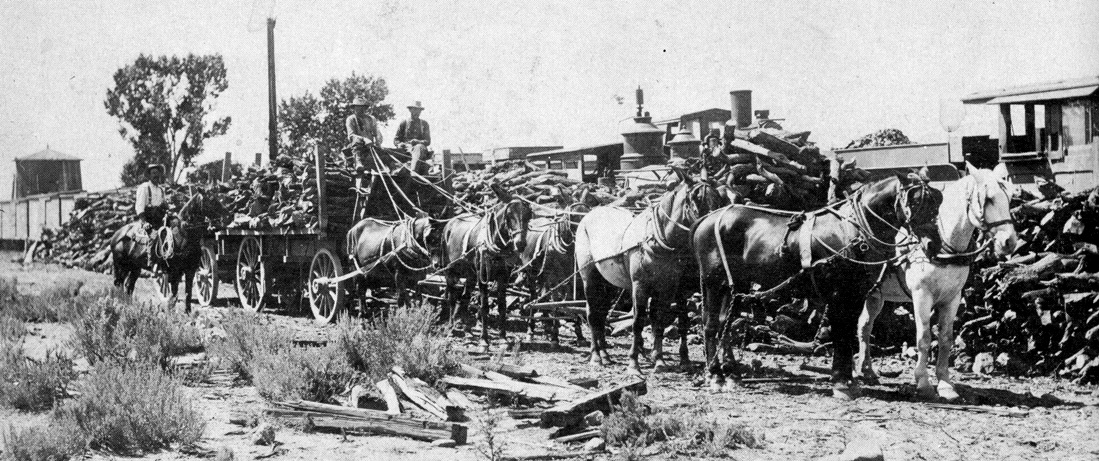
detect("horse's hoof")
(589, 356), (604, 367)
(549, 340), (561, 349)
(478, 342), (491, 354)
(916, 385), (937, 400)
(937, 382), (960, 402)
(709, 377), (724, 393)
(652, 360), (670, 372)
(832, 381), (859, 401)
(721, 380), (739, 393)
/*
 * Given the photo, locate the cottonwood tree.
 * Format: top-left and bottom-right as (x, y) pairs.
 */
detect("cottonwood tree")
(278, 73), (394, 157)
(105, 54), (232, 185)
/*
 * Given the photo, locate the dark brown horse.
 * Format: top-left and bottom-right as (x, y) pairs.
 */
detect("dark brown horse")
(345, 216), (447, 308)
(576, 169), (728, 372)
(110, 190), (227, 312)
(691, 173), (941, 399)
(441, 185), (534, 350)
(518, 200), (591, 346)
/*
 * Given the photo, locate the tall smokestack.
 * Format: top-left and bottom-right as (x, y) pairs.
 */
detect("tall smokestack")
(730, 90), (752, 129)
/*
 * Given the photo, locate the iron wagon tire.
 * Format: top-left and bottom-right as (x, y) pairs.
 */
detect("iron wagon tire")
(195, 245), (218, 307)
(308, 247), (346, 325)
(235, 237), (268, 312)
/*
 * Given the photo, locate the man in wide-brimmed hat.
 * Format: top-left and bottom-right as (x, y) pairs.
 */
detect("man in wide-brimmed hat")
(345, 97), (383, 171)
(135, 163), (168, 268)
(394, 100), (433, 175)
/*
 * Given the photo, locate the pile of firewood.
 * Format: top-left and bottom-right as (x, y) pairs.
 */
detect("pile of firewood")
(221, 155), (357, 231)
(954, 186), (1099, 383)
(33, 186), (190, 272)
(709, 127), (869, 210)
(452, 161), (614, 210)
(844, 128), (913, 149)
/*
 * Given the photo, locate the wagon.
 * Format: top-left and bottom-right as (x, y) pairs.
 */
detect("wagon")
(194, 150), (451, 324)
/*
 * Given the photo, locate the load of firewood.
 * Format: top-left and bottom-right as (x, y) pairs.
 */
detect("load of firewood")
(220, 154), (357, 231)
(844, 128), (913, 149)
(452, 160), (615, 212)
(708, 127), (870, 210)
(953, 186), (1099, 383)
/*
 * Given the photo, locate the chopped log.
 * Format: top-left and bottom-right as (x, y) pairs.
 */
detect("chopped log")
(540, 379), (647, 427)
(748, 130), (802, 159)
(529, 376), (589, 392)
(445, 389), (481, 412)
(554, 428), (601, 443)
(567, 378), (599, 389)
(460, 363), (513, 382)
(440, 376), (580, 402)
(265, 408), (466, 444)
(507, 408), (545, 419)
(389, 372), (448, 420)
(480, 362), (538, 379)
(375, 379), (402, 415)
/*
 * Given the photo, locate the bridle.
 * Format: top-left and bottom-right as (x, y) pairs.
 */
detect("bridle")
(934, 175), (1015, 262)
(483, 199), (528, 255)
(649, 182), (716, 252)
(850, 179), (937, 251)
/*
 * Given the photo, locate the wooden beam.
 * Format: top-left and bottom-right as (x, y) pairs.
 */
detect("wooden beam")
(553, 428), (601, 443)
(265, 408), (466, 444)
(480, 362), (539, 379)
(375, 379), (402, 415)
(540, 379), (647, 427)
(440, 376), (581, 402)
(998, 104), (1012, 155)
(390, 372), (448, 420)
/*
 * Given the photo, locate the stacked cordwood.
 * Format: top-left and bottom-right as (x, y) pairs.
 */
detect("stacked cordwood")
(220, 154), (356, 230)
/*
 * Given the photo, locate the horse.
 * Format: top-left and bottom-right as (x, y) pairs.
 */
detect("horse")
(345, 216), (448, 310)
(575, 168), (728, 373)
(518, 200), (591, 346)
(692, 173), (942, 399)
(110, 189), (227, 312)
(441, 185), (534, 350)
(857, 165), (1018, 401)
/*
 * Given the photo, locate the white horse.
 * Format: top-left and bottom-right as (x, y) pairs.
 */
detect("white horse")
(857, 165), (1018, 401)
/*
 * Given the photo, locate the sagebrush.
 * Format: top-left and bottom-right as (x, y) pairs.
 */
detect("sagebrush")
(0, 350), (76, 412)
(56, 361), (205, 454)
(0, 277), (86, 323)
(333, 304), (460, 384)
(250, 345), (354, 403)
(1, 422), (84, 461)
(601, 392), (763, 457)
(206, 310), (290, 382)
(67, 297), (203, 368)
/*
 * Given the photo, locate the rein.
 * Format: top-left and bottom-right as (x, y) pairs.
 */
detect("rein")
(931, 175), (1014, 265)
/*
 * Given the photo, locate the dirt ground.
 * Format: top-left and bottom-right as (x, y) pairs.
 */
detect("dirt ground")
(2, 255), (1098, 460)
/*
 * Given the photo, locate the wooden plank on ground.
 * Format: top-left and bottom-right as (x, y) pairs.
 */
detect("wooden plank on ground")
(265, 408), (466, 444)
(390, 370), (448, 420)
(445, 389), (482, 412)
(440, 376), (580, 402)
(554, 428), (601, 443)
(540, 378), (647, 427)
(480, 362), (539, 379)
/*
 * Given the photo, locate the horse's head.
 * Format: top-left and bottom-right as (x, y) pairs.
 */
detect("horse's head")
(490, 184), (533, 253)
(665, 168), (728, 224)
(967, 164), (1018, 258)
(860, 169), (941, 243)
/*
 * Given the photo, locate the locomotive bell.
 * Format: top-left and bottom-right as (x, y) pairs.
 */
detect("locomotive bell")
(667, 124), (700, 160)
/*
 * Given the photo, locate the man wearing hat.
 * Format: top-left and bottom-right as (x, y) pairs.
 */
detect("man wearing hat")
(135, 163), (168, 268)
(394, 101), (432, 175)
(345, 97), (382, 171)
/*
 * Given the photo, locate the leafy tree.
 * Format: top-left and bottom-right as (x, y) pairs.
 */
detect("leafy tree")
(278, 73), (394, 158)
(105, 54), (232, 185)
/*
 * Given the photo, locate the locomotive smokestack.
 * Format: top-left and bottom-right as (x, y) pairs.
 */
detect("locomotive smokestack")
(730, 90), (752, 129)
(635, 86), (644, 116)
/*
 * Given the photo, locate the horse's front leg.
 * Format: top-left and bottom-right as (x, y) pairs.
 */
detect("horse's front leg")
(649, 291), (674, 372)
(167, 270), (180, 311)
(678, 295), (691, 368)
(827, 291), (861, 400)
(495, 273), (509, 343)
(912, 288), (937, 399)
(478, 279), (491, 352)
(628, 281), (650, 375)
(184, 269), (195, 314)
(856, 288), (885, 383)
(935, 294), (962, 401)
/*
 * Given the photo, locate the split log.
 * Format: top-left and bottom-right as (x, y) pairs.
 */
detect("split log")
(445, 389), (482, 412)
(375, 379), (402, 415)
(265, 408), (466, 444)
(439, 376), (580, 402)
(553, 429), (601, 443)
(480, 362), (538, 379)
(389, 371), (448, 420)
(540, 378), (647, 427)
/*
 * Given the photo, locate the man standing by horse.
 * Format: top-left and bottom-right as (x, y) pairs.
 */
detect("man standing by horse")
(394, 100), (432, 175)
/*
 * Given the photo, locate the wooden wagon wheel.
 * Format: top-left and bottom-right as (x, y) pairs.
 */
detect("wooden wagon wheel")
(235, 237), (268, 312)
(195, 245), (218, 307)
(308, 247), (346, 325)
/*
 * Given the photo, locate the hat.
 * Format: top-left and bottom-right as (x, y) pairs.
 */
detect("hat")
(349, 97), (370, 107)
(407, 101), (425, 111)
(145, 164), (165, 174)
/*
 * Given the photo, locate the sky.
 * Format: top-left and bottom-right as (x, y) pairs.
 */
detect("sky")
(1, 0), (1097, 195)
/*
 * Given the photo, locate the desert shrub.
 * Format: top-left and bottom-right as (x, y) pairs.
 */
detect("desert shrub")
(1, 421), (84, 461)
(206, 310), (290, 382)
(0, 350), (76, 412)
(332, 304), (459, 385)
(686, 419), (764, 455)
(68, 297), (203, 369)
(601, 392), (763, 457)
(0, 278), (85, 323)
(0, 315), (23, 345)
(55, 361), (204, 454)
(251, 345), (353, 403)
